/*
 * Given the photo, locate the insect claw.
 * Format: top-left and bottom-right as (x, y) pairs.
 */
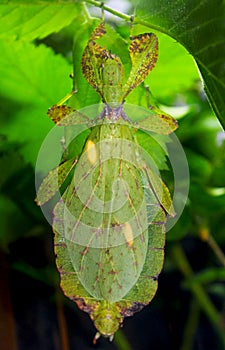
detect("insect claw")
(109, 334), (114, 342)
(93, 332), (101, 344)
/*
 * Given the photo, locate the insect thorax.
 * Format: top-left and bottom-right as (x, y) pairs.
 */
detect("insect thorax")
(101, 57), (124, 105)
(101, 104), (130, 122)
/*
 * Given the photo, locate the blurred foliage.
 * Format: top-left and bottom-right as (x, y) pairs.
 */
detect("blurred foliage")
(0, 1), (225, 350)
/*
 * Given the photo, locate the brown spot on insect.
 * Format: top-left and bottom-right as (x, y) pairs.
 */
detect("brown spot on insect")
(47, 105), (73, 124)
(54, 242), (67, 248)
(135, 178), (140, 189)
(149, 247), (164, 251)
(84, 193), (95, 210)
(92, 227), (104, 237)
(81, 246), (89, 256)
(140, 233), (145, 243)
(153, 274), (159, 281)
(152, 220), (167, 225)
(94, 276), (100, 290)
(129, 38), (142, 53)
(60, 270), (76, 275)
(58, 265), (63, 273)
(74, 298), (95, 314)
(119, 159), (123, 178)
(111, 222), (123, 231)
(121, 302), (145, 317)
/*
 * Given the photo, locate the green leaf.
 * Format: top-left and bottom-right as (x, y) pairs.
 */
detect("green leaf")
(143, 32), (199, 102)
(185, 268), (225, 286)
(0, 2), (82, 41)
(134, 0), (225, 128)
(0, 40), (71, 104)
(0, 40), (72, 165)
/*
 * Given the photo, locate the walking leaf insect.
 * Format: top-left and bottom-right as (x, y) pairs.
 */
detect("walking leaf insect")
(36, 22), (178, 341)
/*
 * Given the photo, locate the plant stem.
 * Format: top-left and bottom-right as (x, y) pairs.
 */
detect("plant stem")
(56, 291), (70, 350)
(82, 1), (91, 20)
(199, 225), (225, 267)
(84, 0), (131, 21)
(180, 298), (199, 350)
(84, 0), (167, 34)
(172, 243), (225, 347)
(207, 234), (225, 267)
(113, 329), (132, 350)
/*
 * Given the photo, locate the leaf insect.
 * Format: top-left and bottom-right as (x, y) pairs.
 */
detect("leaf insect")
(36, 23), (178, 341)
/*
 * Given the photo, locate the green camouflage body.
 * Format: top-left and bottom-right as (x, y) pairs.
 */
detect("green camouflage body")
(36, 22), (177, 339)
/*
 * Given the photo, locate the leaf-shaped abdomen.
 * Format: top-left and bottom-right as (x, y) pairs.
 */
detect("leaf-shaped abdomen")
(54, 123), (160, 302)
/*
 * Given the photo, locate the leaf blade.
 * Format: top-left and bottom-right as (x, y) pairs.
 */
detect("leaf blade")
(135, 0), (225, 128)
(0, 3), (82, 41)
